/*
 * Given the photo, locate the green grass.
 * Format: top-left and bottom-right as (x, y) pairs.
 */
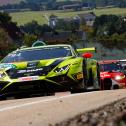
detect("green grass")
(10, 11), (47, 26)
(10, 7), (126, 26)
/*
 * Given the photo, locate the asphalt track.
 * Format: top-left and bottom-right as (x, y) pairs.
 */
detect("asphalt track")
(0, 89), (126, 126)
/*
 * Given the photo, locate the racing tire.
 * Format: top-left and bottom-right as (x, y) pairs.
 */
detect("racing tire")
(0, 96), (6, 101)
(113, 84), (119, 89)
(88, 68), (100, 89)
(88, 69), (94, 86)
(95, 64), (101, 89)
(71, 80), (86, 93)
(101, 78), (112, 90)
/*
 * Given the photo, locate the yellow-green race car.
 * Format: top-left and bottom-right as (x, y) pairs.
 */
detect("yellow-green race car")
(0, 44), (100, 98)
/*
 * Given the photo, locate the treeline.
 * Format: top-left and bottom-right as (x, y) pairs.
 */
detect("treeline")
(91, 15), (126, 49)
(0, 0), (126, 11)
(82, 0), (126, 7)
(0, 12), (23, 58)
(0, 11), (126, 58)
(0, 12), (55, 58)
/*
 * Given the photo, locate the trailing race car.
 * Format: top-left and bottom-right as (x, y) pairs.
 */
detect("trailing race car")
(99, 60), (126, 90)
(0, 44), (100, 98)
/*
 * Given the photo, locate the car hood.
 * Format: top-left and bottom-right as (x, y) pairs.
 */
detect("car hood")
(0, 57), (72, 71)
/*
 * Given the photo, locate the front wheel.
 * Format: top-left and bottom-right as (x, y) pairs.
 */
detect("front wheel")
(71, 79), (86, 93)
(87, 69), (100, 90)
(101, 78), (112, 90)
(112, 84), (119, 89)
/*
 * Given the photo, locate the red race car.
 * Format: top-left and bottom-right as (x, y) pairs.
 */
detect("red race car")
(98, 60), (126, 90)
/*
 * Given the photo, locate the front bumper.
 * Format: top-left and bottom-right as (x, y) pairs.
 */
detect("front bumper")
(111, 79), (126, 88)
(0, 74), (80, 97)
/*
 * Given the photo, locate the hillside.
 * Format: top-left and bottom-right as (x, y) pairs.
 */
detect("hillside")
(10, 8), (126, 26)
(0, 0), (24, 5)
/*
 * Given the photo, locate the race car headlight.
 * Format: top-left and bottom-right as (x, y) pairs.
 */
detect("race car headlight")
(115, 75), (125, 80)
(54, 65), (69, 73)
(0, 71), (6, 78)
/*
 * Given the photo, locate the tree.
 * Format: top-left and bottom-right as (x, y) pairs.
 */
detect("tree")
(20, 21), (52, 37)
(0, 28), (17, 58)
(23, 34), (38, 47)
(0, 12), (22, 40)
(91, 14), (126, 49)
(93, 15), (119, 36)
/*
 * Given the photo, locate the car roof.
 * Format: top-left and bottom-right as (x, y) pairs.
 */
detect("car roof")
(119, 59), (126, 62)
(98, 60), (119, 64)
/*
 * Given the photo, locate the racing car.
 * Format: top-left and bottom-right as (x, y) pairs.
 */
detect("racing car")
(0, 44), (100, 98)
(99, 60), (126, 90)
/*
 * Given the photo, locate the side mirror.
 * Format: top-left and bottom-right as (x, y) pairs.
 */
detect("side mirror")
(82, 52), (93, 58)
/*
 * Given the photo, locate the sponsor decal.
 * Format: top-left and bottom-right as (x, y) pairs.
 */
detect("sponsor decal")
(17, 68), (43, 73)
(18, 76), (39, 82)
(77, 73), (83, 80)
(0, 64), (17, 69)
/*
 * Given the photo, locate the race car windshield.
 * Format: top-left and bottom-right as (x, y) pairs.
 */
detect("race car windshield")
(119, 61), (126, 70)
(2, 46), (72, 63)
(100, 63), (123, 72)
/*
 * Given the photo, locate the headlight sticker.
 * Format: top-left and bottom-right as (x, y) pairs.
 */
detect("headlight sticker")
(0, 64), (17, 69)
(54, 65), (69, 73)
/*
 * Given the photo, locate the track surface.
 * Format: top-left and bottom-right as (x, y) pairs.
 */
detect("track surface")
(0, 89), (126, 126)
